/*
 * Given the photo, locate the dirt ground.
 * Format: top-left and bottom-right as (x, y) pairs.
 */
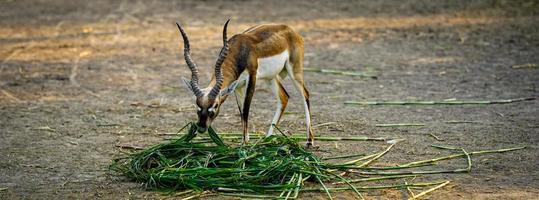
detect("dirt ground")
(1, 0), (538, 199)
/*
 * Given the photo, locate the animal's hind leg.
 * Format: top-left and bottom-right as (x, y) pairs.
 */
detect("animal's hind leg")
(285, 57), (314, 146)
(267, 77), (289, 136)
(291, 78), (314, 146)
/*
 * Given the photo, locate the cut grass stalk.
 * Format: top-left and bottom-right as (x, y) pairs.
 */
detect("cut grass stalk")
(181, 191), (207, 200)
(359, 148), (472, 176)
(326, 170), (364, 199)
(399, 146), (525, 167)
(311, 153), (334, 200)
(430, 144), (461, 150)
(171, 189), (194, 197)
(444, 120), (481, 124)
(358, 169), (469, 176)
(404, 180), (415, 198)
(375, 123), (426, 127)
(291, 173), (303, 199)
(322, 153), (366, 160)
(221, 193), (282, 199)
(115, 144), (144, 150)
(302, 181), (448, 192)
(427, 133), (444, 141)
(343, 153), (378, 165)
(278, 173), (297, 198)
(408, 181), (450, 200)
(304, 67), (377, 78)
(344, 97), (536, 106)
(512, 63), (538, 69)
(333, 175), (419, 185)
(358, 163), (434, 170)
(313, 122), (337, 128)
(329, 162), (434, 170)
(289, 136), (387, 141)
(188, 135), (387, 142)
(298, 135), (387, 141)
(315, 173), (333, 200)
(207, 126), (226, 147)
(358, 143), (397, 167)
(175, 122), (193, 134)
(462, 148), (472, 172)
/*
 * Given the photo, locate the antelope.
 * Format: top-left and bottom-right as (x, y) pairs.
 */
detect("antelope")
(177, 19), (314, 146)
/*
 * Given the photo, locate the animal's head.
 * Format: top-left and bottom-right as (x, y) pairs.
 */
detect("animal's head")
(177, 19), (237, 133)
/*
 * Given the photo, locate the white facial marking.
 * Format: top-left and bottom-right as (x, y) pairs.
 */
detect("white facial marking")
(201, 90), (210, 102)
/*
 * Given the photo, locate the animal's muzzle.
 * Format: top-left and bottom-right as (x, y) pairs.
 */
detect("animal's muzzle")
(196, 123), (208, 133)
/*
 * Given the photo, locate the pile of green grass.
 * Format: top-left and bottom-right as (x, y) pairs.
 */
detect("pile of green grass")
(111, 123), (525, 199)
(112, 123), (347, 199)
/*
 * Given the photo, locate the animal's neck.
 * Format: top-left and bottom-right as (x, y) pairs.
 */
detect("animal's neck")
(206, 56), (243, 95)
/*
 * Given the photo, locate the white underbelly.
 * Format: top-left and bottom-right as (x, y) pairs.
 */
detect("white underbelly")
(256, 50), (288, 80)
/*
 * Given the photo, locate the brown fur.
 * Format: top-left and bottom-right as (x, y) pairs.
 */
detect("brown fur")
(275, 78), (289, 123)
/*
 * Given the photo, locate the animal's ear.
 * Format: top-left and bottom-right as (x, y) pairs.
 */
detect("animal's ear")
(220, 79), (242, 96)
(182, 77), (194, 93)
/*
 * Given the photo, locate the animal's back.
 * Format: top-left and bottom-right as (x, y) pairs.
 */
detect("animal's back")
(241, 24), (303, 57)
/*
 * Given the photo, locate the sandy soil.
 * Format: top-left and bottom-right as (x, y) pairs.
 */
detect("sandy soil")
(1, 0), (538, 199)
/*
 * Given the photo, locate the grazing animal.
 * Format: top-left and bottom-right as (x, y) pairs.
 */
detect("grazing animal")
(177, 19), (314, 146)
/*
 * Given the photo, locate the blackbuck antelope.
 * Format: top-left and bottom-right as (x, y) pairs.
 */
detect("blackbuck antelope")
(177, 20), (314, 146)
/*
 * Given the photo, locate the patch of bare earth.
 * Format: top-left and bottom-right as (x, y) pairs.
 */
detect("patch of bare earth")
(1, 0), (538, 199)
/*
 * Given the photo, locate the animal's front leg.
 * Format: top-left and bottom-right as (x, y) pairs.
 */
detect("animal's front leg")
(241, 74), (257, 144)
(233, 77), (247, 116)
(267, 77), (289, 136)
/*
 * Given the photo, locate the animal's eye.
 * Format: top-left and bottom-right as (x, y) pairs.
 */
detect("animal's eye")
(196, 106), (202, 112)
(208, 109), (216, 117)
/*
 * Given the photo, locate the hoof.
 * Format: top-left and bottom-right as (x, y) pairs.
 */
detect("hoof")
(305, 142), (319, 150)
